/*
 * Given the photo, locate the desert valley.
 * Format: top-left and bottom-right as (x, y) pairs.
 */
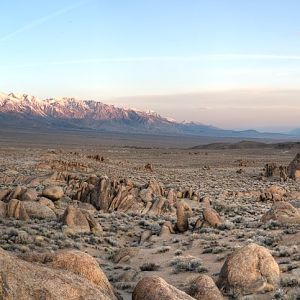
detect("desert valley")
(0, 94), (300, 299)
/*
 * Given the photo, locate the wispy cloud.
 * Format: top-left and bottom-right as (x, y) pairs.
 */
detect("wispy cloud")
(0, 0), (93, 42)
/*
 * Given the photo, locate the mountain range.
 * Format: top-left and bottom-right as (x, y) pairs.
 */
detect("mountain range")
(0, 92), (295, 139)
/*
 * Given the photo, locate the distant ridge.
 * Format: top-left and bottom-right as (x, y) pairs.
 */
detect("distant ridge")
(191, 140), (300, 150)
(0, 91), (292, 139)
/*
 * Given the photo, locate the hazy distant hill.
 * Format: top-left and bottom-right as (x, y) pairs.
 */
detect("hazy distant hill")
(0, 92), (291, 139)
(191, 140), (300, 150)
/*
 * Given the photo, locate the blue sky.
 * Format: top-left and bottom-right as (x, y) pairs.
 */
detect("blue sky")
(1, 0), (300, 131)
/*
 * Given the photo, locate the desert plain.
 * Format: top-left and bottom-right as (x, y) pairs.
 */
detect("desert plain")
(0, 130), (300, 300)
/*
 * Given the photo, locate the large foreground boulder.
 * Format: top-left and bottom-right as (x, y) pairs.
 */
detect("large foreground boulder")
(261, 201), (300, 224)
(132, 276), (194, 300)
(217, 243), (280, 297)
(0, 248), (117, 299)
(48, 250), (116, 298)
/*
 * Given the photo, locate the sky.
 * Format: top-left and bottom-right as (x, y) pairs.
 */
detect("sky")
(1, 0), (300, 132)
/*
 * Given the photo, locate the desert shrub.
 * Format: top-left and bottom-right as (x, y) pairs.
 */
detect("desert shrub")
(170, 256), (207, 274)
(140, 262), (160, 271)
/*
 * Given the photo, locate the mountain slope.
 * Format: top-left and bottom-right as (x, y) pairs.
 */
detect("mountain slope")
(0, 92), (290, 138)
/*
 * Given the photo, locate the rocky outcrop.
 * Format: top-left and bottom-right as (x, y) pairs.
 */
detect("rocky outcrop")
(288, 153), (300, 181)
(217, 243), (280, 297)
(261, 201), (300, 224)
(0, 247), (116, 300)
(260, 185), (287, 202)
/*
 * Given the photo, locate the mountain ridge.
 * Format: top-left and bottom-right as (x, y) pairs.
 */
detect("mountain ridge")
(0, 91), (292, 138)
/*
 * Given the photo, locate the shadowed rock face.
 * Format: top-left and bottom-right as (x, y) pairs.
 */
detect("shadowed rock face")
(0, 248), (117, 300)
(261, 201), (300, 224)
(132, 276), (195, 300)
(217, 243), (280, 297)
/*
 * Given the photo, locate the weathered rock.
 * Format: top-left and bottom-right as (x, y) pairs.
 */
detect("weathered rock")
(202, 207), (222, 228)
(261, 201), (300, 224)
(21, 188), (38, 201)
(160, 221), (175, 237)
(0, 247), (115, 300)
(7, 199), (29, 221)
(9, 185), (25, 200)
(148, 179), (164, 196)
(0, 189), (10, 201)
(217, 243), (280, 296)
(288, 153), (300, 181)
(260, 185), (286, 202)
(38, 197), (56, 210)
(48, 250), (117, 299)
(22, 201), (56, 219)
(195, 206), (222, 229)
(176, 200), (192, 233)
(132, 276), (194, 300)
(113, 247), (139, 264)
(148, 197), (167, 215)
(62, 205), (102, 235)
(0, 201), (7, 217)
(264, 163), (281, 177)
(187, 275), (223, 300)
(42, 185), (64, 201)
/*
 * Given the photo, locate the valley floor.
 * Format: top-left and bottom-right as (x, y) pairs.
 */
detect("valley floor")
(0, 137), (300, 299)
